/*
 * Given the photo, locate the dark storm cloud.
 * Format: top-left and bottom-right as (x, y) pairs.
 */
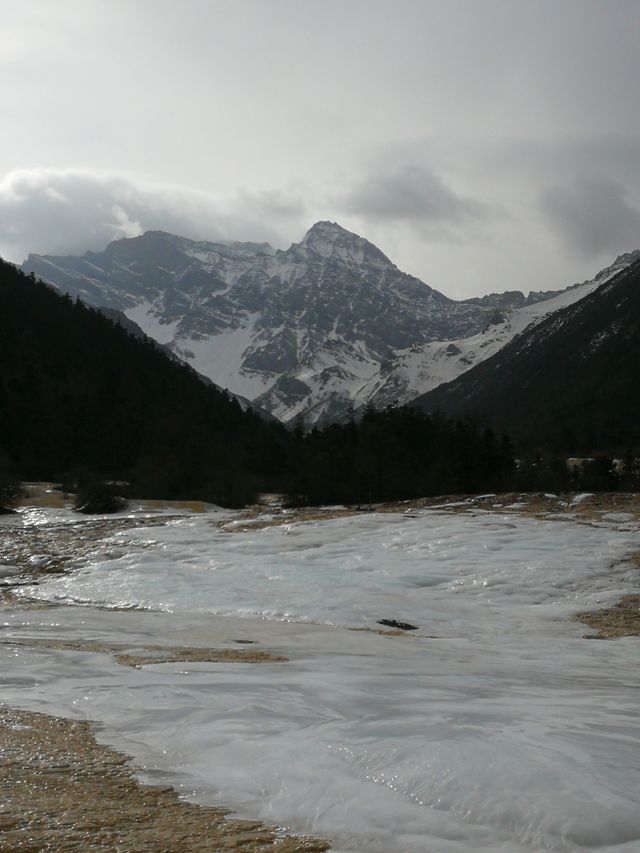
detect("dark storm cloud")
(0, 169), (307, 262)
(340, 165), (488, 229)
(539, 175), (640, 257)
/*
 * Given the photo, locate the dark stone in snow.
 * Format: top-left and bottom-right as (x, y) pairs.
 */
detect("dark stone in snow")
(377, 619), (418, 631)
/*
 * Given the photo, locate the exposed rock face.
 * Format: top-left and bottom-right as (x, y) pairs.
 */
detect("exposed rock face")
(23, 224), (638, 424)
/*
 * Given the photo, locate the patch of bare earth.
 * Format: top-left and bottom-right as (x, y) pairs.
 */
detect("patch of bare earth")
(218, 506), (360, 533)
(225, 492), (640, 532)
(0, 637), (287, 666)
(0, 514), (178, 578)
(575, 550), (640, 638)
(406, 491), (640, 523)
(0, 707), (330, 852)
(576, 594), (640, 638)
(116, 647), (287, 667)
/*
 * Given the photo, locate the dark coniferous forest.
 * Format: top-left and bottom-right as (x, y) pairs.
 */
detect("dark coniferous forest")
(286, 409), (515, 506)
(0, 260), (288, 506)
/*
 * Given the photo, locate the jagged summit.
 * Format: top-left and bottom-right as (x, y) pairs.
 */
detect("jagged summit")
(301, 220), (360, 244)
(302, 220), (348, 238)
(298, 220), (394, 268)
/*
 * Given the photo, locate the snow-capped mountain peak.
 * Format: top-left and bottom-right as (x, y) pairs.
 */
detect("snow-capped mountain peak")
(21, 226), (639, 425)
(298, 220), (393, 269)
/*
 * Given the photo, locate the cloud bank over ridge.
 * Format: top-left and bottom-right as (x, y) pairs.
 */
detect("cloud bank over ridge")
(0, 168), (306, 262)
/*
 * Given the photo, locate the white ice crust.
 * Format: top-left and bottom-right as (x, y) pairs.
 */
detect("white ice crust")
(2, 507), (640, 852)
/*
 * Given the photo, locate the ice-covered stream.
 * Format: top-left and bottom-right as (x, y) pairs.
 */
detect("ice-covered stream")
(2, 506), (640, 852)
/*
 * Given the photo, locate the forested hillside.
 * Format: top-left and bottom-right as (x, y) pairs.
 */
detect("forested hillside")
(0, 261), (286, 505)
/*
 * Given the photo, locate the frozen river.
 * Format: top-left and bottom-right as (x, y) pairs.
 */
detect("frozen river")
(2, 503), (640, 852)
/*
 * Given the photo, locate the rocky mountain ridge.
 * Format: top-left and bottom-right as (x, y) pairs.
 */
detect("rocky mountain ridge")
(22, 222), (637, 423)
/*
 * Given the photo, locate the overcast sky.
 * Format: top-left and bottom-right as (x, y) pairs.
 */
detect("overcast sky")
(1, 0), (639, 298)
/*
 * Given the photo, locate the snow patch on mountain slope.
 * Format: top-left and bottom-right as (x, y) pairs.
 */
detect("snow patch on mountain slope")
(170, 315), (277, 400)
(125, 301), (181, 345)
(363, 264), (626, 410)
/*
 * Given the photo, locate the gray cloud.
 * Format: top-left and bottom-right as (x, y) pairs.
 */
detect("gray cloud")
(539, 175), (640, 257)
(1, 2), (640, 295)
(488, 135), (640, 196)
(0, 168), (307, 262)
(340, 165), (487, 231)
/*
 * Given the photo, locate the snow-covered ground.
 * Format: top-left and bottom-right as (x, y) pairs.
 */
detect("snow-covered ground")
(2, 505), (640, 852)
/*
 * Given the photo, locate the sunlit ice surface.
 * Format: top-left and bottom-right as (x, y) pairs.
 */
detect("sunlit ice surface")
(3, 507), (640, 852)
